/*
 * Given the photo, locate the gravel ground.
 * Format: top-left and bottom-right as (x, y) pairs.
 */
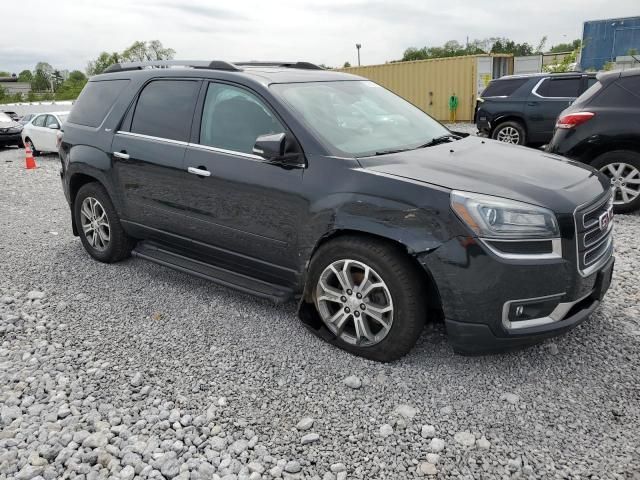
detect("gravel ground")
(0, 145), (639, 480)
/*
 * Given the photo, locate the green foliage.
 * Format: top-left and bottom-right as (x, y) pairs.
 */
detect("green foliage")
(0, 71), (11, 77)
(602, 61), (615, 71)
(543, 48), (579, 73)
(18, 70), (32, 83)
(400, 37), (548, 62)
(0, 87), (24, 105)
(87, 40), (175, 75)
(54, 70), (88, 100)
(549, 39), (581, 53)
(343, 62), (351, 68)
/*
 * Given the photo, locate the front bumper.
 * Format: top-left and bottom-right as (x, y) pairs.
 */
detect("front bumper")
(419, 236), (614, 354)
(0, 132), (22, 145)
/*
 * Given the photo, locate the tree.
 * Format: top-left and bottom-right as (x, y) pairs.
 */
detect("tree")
(490, 39), (534, 56)
(18, 70), (32, 83)
(31, 62), (54, 92)
(87, 40), (175, 76)
(549, 39), (581, 53)
(0, 71), (11, 77)
(343, 61), (351, 68)
(55, 70), (88, 100)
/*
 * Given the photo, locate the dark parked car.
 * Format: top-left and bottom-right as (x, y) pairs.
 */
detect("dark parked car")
(547, 68), (640, 213)
(59, 60), (614, 361)
(0, 111), (24, 148)
(476, 72), (597, 146)
(1, 110), (20, 121)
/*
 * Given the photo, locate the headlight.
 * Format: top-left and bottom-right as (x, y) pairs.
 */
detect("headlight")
(451, 190), (559, 239)
(8, 126), (22, 133)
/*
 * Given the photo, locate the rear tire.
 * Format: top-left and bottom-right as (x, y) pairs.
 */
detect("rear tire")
(74, 182), (135, 263)
(591, 150), (640, 214)
(307, 236), (426, 362)
(492, 121), (526, 146)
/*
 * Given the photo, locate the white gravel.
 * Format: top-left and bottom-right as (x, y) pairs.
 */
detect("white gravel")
(0, 146), (639, 479)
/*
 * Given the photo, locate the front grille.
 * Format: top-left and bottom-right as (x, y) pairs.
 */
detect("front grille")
(574, 191), (614, 276)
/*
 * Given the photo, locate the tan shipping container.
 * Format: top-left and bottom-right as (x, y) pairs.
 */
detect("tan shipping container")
(337, 55), (512, 122)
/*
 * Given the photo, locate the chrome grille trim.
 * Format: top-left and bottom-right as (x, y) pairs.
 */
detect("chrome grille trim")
(574, 189), (614, 277)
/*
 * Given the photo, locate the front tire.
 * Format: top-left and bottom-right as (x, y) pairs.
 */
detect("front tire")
(308, 236), (426, 362)
(591, 150), (640, 214)
(74, 182), (135, 263)
(492, 121), (526, 145)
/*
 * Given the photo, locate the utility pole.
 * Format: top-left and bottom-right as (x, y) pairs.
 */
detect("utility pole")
(356, 44), (362, 66)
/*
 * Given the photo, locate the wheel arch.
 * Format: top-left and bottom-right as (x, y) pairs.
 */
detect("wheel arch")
(298, 228), (445, 333)
(491, 115), (527, 136)
(68, 173), (105, 236)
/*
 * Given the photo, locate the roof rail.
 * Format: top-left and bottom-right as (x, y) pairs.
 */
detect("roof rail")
(234, 61), (324, 70)
(103, 60), (241, 73)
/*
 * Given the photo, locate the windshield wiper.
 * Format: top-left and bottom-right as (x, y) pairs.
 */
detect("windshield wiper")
(416, 133), (461, 148)
(373, 134), (461, 156)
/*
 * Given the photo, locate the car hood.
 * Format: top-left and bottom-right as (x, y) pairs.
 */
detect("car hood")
(357, 136), (609, 213)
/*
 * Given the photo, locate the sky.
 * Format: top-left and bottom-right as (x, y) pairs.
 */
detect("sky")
(1, 0), (639, 74)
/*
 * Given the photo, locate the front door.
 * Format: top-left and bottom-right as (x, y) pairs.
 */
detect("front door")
(525, 76), (581, 142)
(180, 81), (306, 284)
(111, 79), (200, 243)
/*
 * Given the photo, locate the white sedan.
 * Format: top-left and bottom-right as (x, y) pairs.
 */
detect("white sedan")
(21, 111), (69, 155)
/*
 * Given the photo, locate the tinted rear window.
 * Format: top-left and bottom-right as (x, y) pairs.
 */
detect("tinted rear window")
(536, 77), (581, 97)
(130, 80), (199, 142)
(68, 79), (129, 127)
(481, 78), (529, 97)
(591, 80), (640, 108)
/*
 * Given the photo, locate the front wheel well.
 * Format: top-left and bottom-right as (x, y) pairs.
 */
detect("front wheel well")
(491, 116), (527, 134)
(304, 229), (444, 322)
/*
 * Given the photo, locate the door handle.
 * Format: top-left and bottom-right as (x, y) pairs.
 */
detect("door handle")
(113, 151), (130, 160)
(188, 166), (211, 177)
(527, 102), (539, 106)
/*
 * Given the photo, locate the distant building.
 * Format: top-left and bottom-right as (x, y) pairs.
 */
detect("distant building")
(0, 77), (31, 95)
(581, 16), (640, 70)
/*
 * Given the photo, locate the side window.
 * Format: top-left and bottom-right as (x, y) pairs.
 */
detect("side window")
(32, 115), (46, 127)
(481, 78), (529, 97)
(535, 77), (581, 98)
(45, 115), (58, 127)
(130, 80), (199, 142)
(199, 83), (285, 154)
(586, 77), (598, 89)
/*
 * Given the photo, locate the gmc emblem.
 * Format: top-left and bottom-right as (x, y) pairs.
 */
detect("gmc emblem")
(599, 206), (614, 231)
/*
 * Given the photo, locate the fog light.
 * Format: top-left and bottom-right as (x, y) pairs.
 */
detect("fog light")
(508, 298), (559, 322)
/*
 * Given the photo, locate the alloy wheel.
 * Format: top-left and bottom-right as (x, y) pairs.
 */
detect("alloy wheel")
(80, 197), (110, 251)
(315, 259), (394, 346)
(496, 126), (520, 144)
(600, 162), (640, 205)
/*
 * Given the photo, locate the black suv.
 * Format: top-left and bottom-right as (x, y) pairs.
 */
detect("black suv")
(547, 68), (640, 213)
(476, 72), (596, 146)
(60, 60), (614, 361)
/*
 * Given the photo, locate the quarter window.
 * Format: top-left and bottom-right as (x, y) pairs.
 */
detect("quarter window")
(131, 80), (199, 142)
(535, 77), (581, 98)
(199, 83), (284, 154)
(68, 79), (129, 128)
(32, 115), (46, 127)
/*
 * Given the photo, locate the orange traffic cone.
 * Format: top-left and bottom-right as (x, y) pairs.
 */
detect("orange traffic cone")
(25, 144), (37, 170)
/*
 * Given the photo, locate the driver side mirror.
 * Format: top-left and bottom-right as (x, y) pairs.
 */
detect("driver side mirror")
(253, 132), (286, 160)
(49, 123), (60, 130)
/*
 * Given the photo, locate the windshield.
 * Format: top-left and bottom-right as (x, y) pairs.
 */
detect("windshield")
(271, 81), (448, 157)
(0, 112), (13, 123)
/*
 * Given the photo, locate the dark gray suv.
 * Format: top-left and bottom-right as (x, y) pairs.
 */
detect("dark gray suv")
(476, 72), (596, 146)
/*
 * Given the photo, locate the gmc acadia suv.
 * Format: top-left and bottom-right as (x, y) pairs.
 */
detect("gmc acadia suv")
(59, 60), (614, 361)
(476, 72), (596, 146)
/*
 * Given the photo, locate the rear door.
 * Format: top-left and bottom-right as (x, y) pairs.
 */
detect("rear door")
(42, 115), (61, 151)
(525, 76), (582, 142)
(27, 114), (47, 149)
(111, 79), (200, 242)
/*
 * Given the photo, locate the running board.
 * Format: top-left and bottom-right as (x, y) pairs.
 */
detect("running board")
(132, 242), (294, 304)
